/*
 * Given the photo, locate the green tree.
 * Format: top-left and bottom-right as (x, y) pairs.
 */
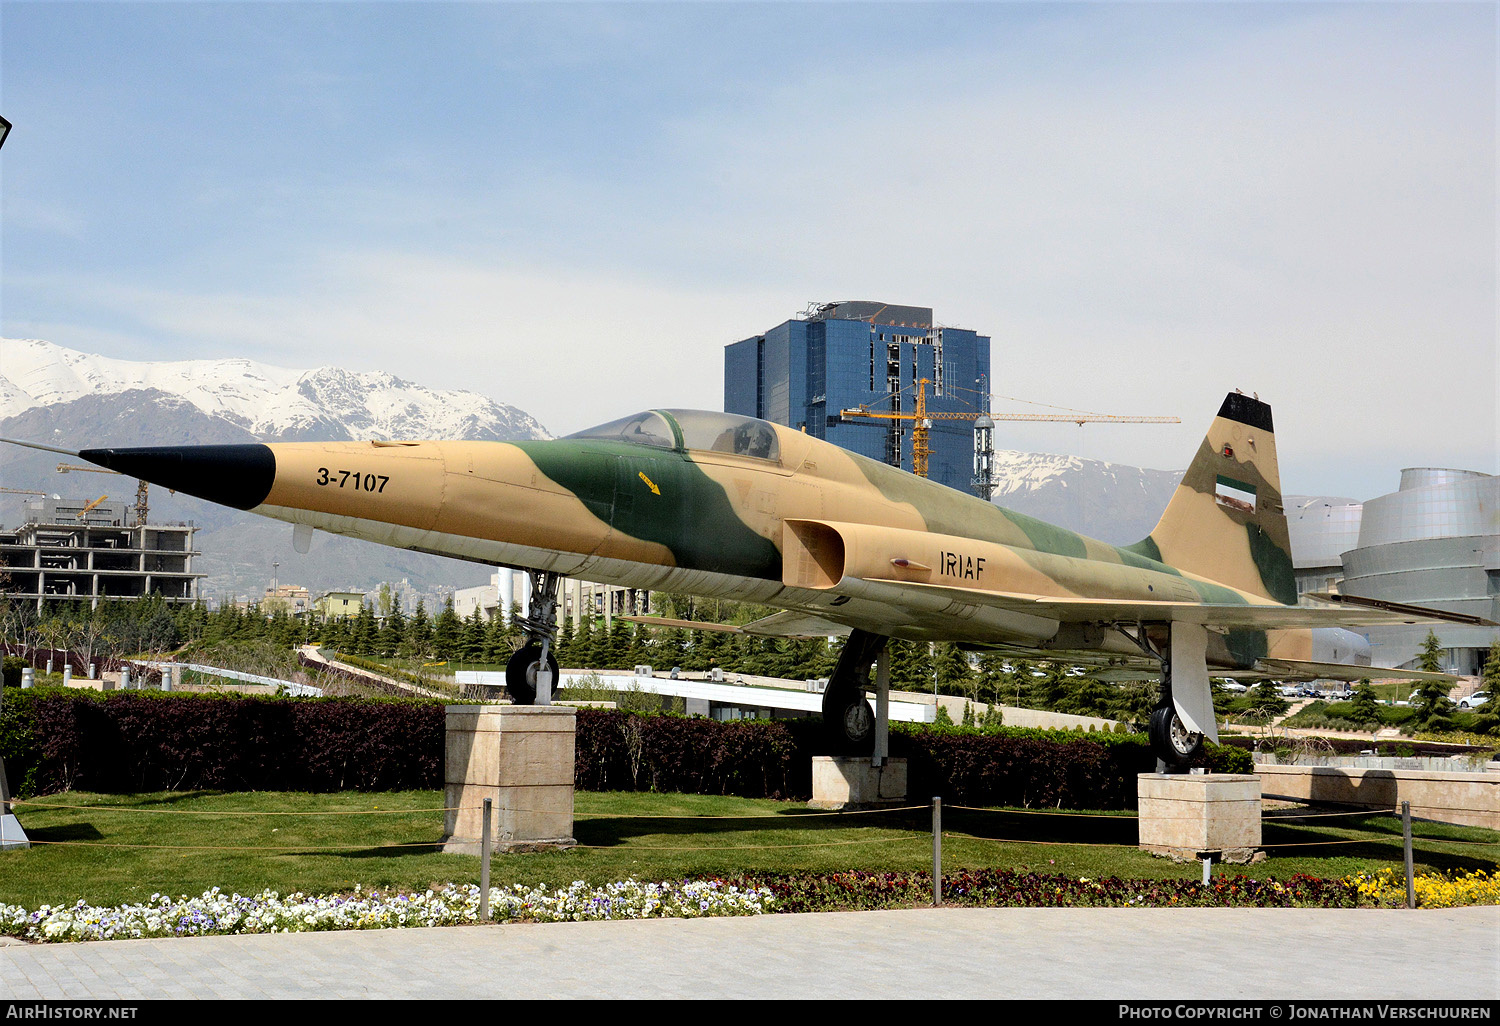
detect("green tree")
(431, 596), (461, 661)
(1416, 630), (1445, 673)
(933, 643), (975, 700)
(1482, 640), (1500, 694)
(1350, 681), (1381, 725)
(377, 607), (407, 658)
(1411, 630), (1453, 726)
(406, 600), (432, 658)
(460, 607), (486, 662)
(1243, 681), (1289, 724)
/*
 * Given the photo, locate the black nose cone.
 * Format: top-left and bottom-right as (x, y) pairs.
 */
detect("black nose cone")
(78, 444), (276, 511)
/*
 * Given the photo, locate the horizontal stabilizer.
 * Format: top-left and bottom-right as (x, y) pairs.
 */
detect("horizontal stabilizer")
(1248, 659), (1458, 684)
(1304, 593), (1494, 628)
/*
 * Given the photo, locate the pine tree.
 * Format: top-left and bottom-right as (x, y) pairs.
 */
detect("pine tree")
(1417, 630), (1445, 673)
(933, 643), (975, 699)
(407, 600), (432, 659)
(378, 607), (407, 659)
(553, 616), (575, 667)
(460, 607), (486, 662)
(887, 638), (927, 691)
(481, 613), (508, 665)
(1350, 681), (1381, 725)
(573, 616), (596, 669)
(350, 601), (378, 656)
(1483, 640), (1500, 694)
(605, 617), (632, 669)
(431, 596), (461, 661)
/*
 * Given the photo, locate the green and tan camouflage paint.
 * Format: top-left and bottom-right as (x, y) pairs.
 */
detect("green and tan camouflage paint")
(229, 396), (1300, 671)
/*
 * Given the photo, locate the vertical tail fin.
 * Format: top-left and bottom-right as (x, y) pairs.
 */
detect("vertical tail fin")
(1129, 392), (1297, 605)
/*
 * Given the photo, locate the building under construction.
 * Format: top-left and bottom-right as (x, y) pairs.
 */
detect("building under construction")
(0, 496), (201, 610)
(724, 301), (992, 493)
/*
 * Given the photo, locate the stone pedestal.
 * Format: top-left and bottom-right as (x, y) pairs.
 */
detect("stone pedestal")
(1138, 773), (1261, 859)
(810, 756), (908, 809)
(0, 814), (28, 851)
(442, 705), (576, 854)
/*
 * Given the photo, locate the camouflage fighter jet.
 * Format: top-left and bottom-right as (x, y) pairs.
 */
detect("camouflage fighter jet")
(6, 391), (1486, 767)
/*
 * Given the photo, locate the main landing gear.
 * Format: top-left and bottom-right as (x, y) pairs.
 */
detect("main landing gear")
(1149, 699), (1204, 770)
(1121, 624), (1207, 771)
(506, 570), (561, 705)
(821, 629), (887, 755)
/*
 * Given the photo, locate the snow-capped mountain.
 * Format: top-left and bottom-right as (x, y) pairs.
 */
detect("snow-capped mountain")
(0, 338), (550, 442)
(988, 449), (1184, 545)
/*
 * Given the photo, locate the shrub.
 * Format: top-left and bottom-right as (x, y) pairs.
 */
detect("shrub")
(6, 688), (444, 795)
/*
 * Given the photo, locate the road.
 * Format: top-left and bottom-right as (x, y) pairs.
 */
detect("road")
(3, 905), (1496, 1000)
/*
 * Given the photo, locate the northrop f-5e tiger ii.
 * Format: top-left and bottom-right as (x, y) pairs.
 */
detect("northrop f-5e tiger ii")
(7, 390), (1486, 767)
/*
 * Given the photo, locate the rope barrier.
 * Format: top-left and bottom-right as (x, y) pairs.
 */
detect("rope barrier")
(12, 798), (930, 819)
(569, 835), (931, 852)
(16, 838), (449, 852)
(11, 799), (455, 816)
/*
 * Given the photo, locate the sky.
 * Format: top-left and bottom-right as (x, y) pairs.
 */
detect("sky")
(0, 1), (1494, 502)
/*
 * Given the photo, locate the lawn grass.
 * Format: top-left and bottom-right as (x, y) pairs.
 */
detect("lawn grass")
(2, 790), (1496, 910)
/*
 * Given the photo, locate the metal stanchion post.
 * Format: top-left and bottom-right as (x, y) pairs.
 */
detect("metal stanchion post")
(932, 797), (942, 907)
(1402, 801), (1415, 909)
(480, 798), (493, 922)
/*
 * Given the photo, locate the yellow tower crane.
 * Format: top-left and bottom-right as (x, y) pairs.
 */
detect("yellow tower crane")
(57, 463), (150, 525)
(839, 378), (1179, 498)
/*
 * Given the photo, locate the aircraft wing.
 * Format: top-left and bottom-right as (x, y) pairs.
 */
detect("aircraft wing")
(834, 578), (1495, 631)
(620, 611), (851, 638)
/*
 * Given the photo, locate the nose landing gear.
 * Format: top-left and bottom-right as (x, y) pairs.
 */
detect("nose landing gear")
(505, 570), (561, 705)
(821, 629), (887, 755)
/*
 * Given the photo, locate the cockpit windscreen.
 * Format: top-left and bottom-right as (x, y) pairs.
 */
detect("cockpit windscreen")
(567, 410), (781, 463)
(564, 411), (675, 450)
(669, 410), (780, 462)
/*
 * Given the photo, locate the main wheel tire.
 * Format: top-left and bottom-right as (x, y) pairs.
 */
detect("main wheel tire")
(506, 643), (560, 705)
(1149, 701), (1204, 768)
(821, 681), (876, 755)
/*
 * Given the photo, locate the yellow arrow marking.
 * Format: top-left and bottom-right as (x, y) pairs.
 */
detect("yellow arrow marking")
(638, 471), (660, 495)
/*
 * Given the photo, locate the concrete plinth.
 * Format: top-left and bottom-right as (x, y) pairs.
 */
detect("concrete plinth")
(1256, 764), (1500, 830)
(810, 756), (908, 809)
(1138, 773), (1261, 859)
(0, 813), (29, 851)
(442, 705), (577, 854)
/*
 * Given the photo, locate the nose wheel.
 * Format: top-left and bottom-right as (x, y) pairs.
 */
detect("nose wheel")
(506, 643), (561, 705)
(821, 629), (886, 755)
(506, 570), (562, 704)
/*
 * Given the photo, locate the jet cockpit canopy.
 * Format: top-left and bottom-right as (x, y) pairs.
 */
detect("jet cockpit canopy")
(566, 410), (781, 464)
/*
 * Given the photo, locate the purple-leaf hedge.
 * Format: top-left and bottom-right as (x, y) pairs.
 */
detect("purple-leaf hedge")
(2, 689), (1249, 804)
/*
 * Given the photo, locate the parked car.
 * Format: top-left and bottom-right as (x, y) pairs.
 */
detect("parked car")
(1459, 692), (1490, 710)
(1215, 679), (1248, 693)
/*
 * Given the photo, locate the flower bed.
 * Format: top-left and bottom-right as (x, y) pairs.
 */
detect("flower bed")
(1348, 869), (1500, 909)
(4, 868), (1497, 942)
(718, 869), (1365, 911)
(0, 879), (773, 943)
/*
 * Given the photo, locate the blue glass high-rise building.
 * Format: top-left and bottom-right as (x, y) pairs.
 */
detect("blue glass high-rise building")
(724, 302), (992, 494)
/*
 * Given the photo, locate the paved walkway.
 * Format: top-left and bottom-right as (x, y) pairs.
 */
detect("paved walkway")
(3, 906), (1496, 1000)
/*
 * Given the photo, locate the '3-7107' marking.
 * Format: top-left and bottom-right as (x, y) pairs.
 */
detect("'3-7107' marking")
(316, 468), (390, 492)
